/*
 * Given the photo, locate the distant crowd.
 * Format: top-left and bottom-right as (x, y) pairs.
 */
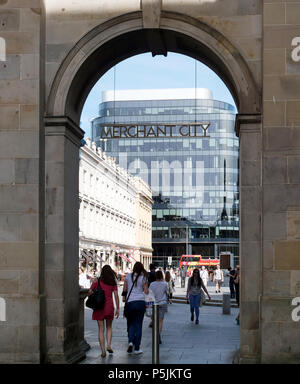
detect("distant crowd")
(80, 261), (240, 357)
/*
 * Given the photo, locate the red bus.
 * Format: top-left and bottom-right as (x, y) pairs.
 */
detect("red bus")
(179, 254), (219, 270)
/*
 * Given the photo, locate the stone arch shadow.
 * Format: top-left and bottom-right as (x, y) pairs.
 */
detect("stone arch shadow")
(44, 11), (262, 363)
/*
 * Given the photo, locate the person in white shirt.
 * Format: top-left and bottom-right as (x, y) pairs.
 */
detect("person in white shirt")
(200, 266), (209, 287)
(149, 270), (169, 344)
(123, 262), (149, 354)
(213, 265), (224, 293)
(79, 267), (91, 289)
(170, 268), (176, 281)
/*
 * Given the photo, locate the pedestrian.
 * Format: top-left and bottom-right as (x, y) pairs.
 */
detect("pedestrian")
(147, 263), (156, 328)
(186, 268), (211, 324)
(88, 265), (119, 358)
(180, 266), (187, 288)
(148, 263), (156, 285)
(226, 267), (236, 299)
(149, 270), (169, 344)
(165, 270), (175, 304)
(233, 266), (240, 308)
(79, 266), (91, 289)
(123, 261), (149, 354)
(117, 268), (122, 282)
(213, 265), (224, 293)
(200, 266), (209, 288)
(170, 268), (176, 283)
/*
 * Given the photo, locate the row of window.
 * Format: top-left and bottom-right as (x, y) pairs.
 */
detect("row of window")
(152, 213), (239, 222)
(80, 168), (136, 217)
(152, 226), (239, 240)
(99, 99), (235, 111)
(101, 107), (235, 118)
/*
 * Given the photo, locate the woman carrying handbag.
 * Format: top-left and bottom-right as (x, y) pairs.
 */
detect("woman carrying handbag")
(123, 262), (148, 354)
(88, 265), (119, 358)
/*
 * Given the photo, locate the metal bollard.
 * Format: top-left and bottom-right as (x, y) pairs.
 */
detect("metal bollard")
(222, 293), (231, 315)
(152, 304), (160, 364)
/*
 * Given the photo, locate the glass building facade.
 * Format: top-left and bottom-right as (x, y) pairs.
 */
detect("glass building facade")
(91, 89), (239, 267)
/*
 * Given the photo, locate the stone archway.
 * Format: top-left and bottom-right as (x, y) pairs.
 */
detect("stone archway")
(44, 11), (261, 363)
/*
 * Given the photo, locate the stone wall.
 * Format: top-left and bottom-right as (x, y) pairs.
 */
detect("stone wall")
(0, 0), (42, 363)
(44, 0), (262, 108)
(0, 0), (299, 364)
(261, 0), (300, 364)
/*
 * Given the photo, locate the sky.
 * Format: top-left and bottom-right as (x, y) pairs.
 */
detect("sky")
(80, 52), (236, 138)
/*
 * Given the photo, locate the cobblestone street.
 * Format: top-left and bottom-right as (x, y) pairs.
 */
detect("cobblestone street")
(81, 279), (240, 364)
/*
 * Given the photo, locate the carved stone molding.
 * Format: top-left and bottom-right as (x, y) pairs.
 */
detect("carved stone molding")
(235, 113), (262, 136)
(45, 116), (85, 147)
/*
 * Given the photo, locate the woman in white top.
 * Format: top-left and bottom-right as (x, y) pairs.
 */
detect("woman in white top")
(149, 270), (169, 344)
(123, 262), (149, 354)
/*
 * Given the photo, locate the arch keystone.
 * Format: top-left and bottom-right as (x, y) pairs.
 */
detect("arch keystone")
(141, 0), (162, 28)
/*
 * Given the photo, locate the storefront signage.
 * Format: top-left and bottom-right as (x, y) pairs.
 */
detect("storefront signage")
(100, 122), (210, 139)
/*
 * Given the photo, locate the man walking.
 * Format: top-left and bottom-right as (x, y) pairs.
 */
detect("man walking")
(180, 266), (187, 288)
(213, 265), (224, 293)
(148, 263), (156, 285)
(200, 266), (209, 287)
(227, 267), (236, 299)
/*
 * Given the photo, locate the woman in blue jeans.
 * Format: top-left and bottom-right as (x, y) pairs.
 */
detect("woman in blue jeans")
(186, 268), (211, 324)
(123, 262), (149, 354)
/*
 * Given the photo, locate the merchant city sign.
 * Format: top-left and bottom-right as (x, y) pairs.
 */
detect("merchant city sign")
(99, 122), (210, 139)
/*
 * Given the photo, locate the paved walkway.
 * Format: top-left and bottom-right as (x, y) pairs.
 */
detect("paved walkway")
(81, 279), (240, 364)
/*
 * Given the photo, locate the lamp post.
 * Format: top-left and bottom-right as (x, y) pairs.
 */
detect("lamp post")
(186, 225), (189, 254)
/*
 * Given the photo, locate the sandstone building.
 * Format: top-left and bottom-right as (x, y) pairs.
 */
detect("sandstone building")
(0, 0), (299, 364)
(79, 138), (152, 275)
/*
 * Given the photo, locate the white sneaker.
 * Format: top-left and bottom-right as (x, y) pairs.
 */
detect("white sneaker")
(134, 349), (143, 355)
(127, 342), (133, 353)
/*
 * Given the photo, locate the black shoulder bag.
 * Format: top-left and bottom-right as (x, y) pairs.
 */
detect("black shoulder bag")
(86, 278), (105, 310)
(123, 274), (138, 318)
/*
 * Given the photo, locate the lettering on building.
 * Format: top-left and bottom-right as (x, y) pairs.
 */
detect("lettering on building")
(100, 123), (210, 139)
(291, 37), (300, 62)
(291, 297), (300, 322)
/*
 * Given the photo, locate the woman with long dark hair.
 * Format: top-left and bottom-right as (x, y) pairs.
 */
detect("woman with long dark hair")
(123, 262), (148, 354)
(88, 265), (119, 357)
(186, 268), (211, 324)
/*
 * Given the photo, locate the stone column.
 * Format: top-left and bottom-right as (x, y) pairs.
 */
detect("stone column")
(44, 116), (85, 364)
(236, 114), (262, 364)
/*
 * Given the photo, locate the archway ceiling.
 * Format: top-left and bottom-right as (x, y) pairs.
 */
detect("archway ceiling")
(67, 28), (242, 122)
